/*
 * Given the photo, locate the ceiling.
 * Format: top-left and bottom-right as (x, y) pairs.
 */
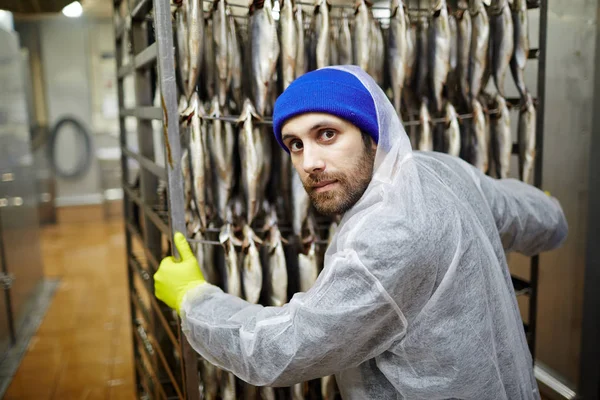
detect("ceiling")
(0, 0), (113, 17)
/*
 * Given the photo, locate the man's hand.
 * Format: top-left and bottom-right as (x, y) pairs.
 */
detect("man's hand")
(154, 232), (205, 314)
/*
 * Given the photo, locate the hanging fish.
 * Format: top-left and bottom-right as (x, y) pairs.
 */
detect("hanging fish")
(491, 93), (512, 178)
(261, 387), (276, 400)
(489, 0), (514, 97)
(510, 0), (529, 98)
(292, 168), (310, 237)
(314, 0), (330, 69)
(259, 126), (273, 211)
(204, 14), (216, 100)
(337, 13), (353, 65)
(321, 375), (337, 400)
(292, 383), (305, 400)
(447, 12), (459, 102)
(388, 0), (408, 116)
(280, 0), (298, 90)
(295, 4), (307, 77)
(227, 13), (242, 111)
(405, 14), (417, 88)
(468, 0), (490, 101)
(414, 17), (430, 100)
(429, 0), (451, 114)
(372, 19), (386, 87)
(213, 0), (230, 107)
(444, 102), (461, 157)
(329, 16), (339, 66)
(353, 0), (370, 72)
(418, 100), (433, 151)
(174, 5), (190, 97)
(208, 97), (236, 222)
(518, 93), (536, 184)
(241, 224), (263, 304)
(251, 0), (280, 117)
(471, 97), (489, 172)
(265, 208), (288, 307)
(298, 236), (318, 293)
(237, 99), (264, 225)
(185, 0), (204, 99)
(219, 215), (242, 297)
(200, 359), (218, 400)
(456, 7), (472, 106)
(183, 92), (208, 231)
(221, 371), (237, 400)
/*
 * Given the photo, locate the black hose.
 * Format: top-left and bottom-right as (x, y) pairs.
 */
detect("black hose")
(47, 116), (92, 180)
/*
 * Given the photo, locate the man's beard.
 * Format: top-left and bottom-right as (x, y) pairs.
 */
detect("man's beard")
(303, 145), (376, 216)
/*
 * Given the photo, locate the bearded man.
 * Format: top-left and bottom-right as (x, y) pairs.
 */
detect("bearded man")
(154, 66), (567, 399)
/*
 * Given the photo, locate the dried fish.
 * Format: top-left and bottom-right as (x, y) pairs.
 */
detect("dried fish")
(491, 93), (512, 178)
(314, 0), (330, 69)
(447, 12), (459, 102)
(221, 371), (237, 400)
(204, 15), (216, 100)
(429, 0), (451, 114)
(183, 92), (208, 231)
(329, 16), (339, 66)
(175, 5), (190, 96)
(456, 8), (472, 105)
(405, 14), (417, 86)
(280, 0), (297, 90)
(337, 12), (353, 65)
(444, 102), (461, 157)
(518, 93), (536, 184)
(213, 0), (230, 107)
(371, 18), (385, 86)
(292, 383), (305, 400)
(415, 17), (429, 100)
(186, 0), (204, 99)
(321, 375), (337, 400)
(200, 359), (218, 400)
(353, 0), (370, 72)
(228, 13), (243, 109)
(510, 0), (529, 98)
(208, 97), (236, 222)
(242, 224), (263, 304)
(219, 217), (242, 297)
(295, 4), (307, 77)
(471, 97), (489, 172)
(265, 209), (288, 307)
(251, 0), (280, 117)
(489, 0), (514, 96)
(298, 237), (318, 293)
(238, 99), (265, 225)
(418, 100), (433, 151)
(469, 0), (490, 101)
(261, 387), (276, 400)
(292, 168), (310, 237)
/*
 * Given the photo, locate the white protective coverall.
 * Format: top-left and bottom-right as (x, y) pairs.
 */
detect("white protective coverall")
(180, 66), (568, 399)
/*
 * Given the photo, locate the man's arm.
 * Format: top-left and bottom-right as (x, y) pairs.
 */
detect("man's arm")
(479, 175), (568, 256)
(179, 248), (406, 387)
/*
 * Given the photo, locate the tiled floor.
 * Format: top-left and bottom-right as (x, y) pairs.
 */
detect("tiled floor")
(5, 218), (135, 399)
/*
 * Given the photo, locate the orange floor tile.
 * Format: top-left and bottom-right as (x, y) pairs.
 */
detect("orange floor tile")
(4, 217), (136, 400)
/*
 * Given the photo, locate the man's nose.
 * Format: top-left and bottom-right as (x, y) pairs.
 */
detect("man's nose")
(302, 143), (325, 174)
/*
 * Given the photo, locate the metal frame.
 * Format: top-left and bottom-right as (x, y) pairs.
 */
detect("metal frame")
(114, 0), (197, 398)
(114, 0), (550, 397)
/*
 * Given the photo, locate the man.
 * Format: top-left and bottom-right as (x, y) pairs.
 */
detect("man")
(154, 66), (567, 399)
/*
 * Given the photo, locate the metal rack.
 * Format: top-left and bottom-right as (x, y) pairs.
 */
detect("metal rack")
(114, 0), (549, 397)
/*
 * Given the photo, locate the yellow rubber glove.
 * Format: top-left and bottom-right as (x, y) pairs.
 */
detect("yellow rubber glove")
(544, 190), (551, 197)
(154, 232), (205, 314)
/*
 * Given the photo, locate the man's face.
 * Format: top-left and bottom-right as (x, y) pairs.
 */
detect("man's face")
(281, 113), (377, 215)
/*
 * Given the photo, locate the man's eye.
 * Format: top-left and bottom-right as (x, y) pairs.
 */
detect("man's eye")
(321, 130), (336, 140)
(290, 140), (303, 152)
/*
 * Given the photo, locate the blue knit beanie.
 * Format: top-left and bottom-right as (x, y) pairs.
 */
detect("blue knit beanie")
(273, 68), (379, 151)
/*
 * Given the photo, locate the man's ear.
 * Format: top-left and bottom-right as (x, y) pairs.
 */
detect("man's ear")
(371, 140), (377, 151)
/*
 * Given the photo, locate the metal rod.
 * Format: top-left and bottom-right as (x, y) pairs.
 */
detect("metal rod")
(152, 0), (201, 398)
(528, 0), (548, 364)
